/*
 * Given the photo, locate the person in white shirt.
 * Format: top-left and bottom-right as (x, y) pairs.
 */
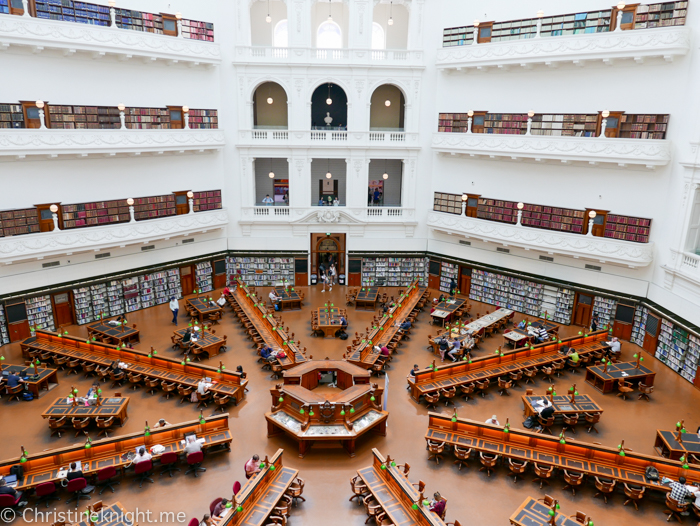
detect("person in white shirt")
(169, 297), (179, 325)
(197, 379), (210, 396)
(333, 197), (339, 206)
(152, 419), (171, 429)
(328, 265), (336, 287)
(184, 436), (202, 456)
(535, 399), (552, 415)
(607, 337), (621, 357)
(216, 293), (226, 307)
(262, 195), (274, 206)
(269, 290), (281, 304)
(485, 415), (500, 426)
(134, 447), (152, 464)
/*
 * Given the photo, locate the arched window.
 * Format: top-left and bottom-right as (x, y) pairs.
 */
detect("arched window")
(317, 20), (342, 48)
(273, 19), (288, 47)
(371, 22), (385, 50)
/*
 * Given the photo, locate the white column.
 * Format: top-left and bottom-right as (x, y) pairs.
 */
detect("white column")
(289, 0), (312, 48)
(406, 0), (425, 50)
(289, 156), (311, 209)
(348, 0), (372, 50)
(119, 111), (126, 130)
(346, 156), (369, 208)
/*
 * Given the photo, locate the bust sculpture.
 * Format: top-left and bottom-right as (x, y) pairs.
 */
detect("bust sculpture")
(324, 112), (333, 126)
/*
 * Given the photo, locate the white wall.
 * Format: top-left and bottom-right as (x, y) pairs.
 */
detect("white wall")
(373, 2), (409, 49)
(250, 0), (287, 46)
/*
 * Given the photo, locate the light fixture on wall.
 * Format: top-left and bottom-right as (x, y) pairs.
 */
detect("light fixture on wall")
(266, 0), (271, 23)
(328, 0), (332, 21)
(385, 100), (391, 107)
(49, 204), (60, 231)
(388, 0), (394, 25)
(326, 83), (333, 105)
(586, 210), (597, 236)
(268, 158), (275, 178)
(516, 202), (524, 226)
(326, 158), (332, 179)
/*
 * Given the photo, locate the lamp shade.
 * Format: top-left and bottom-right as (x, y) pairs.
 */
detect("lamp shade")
(588, 210), (597, 219)
(126, 198), (134, 206)
(266, 14), (271, 23)
(49, 204), (58, 213)
(326, 172), (332, 179)
(528, 110), (535, 118)
(268, 172), (275, 179)
(267, 97), (273, 105)
(461, 194), (468, 202)
(187, 191), (194, 199)
(467, 110), (474, 117)
(617, 2), (626, 9)
(388, 17), (394, 25)
(385, 100), (391, 107)
(182, 106), (189, 113)
(537, 10), (544, 17)
(175, 12), (182, 19)
(474, 19), (480, 27)
(382, 172), (389, 180)
(117, 103), (125, 111)
(326, 97), (332, 105)
(35, 100), (44, 109)
(517, 202), (524, 210)
(108, 0), (115, 6)
(602, 110), (610, 118)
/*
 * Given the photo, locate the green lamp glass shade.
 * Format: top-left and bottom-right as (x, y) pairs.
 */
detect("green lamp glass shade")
(548, 510), (555, 517)
(340, 410), (345, 416)
(451, 417), (457, 423)
(237, 506), (243, 512)
(278, 397), (284, 403)
(370, 396), (376, 402)
(412, 504), (418, 510)
(299, 408), (305, 414)
(269, 465), (275, 471)
(350, 408), (355, 413)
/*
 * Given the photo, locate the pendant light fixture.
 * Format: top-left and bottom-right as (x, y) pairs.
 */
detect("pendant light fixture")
(388, 1), (394, 25)
(326, 83), (332, 106)
(382, 159), (389, 180)
(267, 83), (273, 105)
(385, 99), (391, 107)
(328, 0), (332, 21)
(326, 158), (332, 179)
(268, 158), (275, 178)
(266, 0), (271, 22)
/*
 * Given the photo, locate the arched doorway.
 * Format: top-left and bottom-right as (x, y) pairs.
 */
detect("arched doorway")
(311, 233), (346, 282)
(311, 83), (348, 129)
(253, 81), (288, 129)
(370, 84), (405, 131)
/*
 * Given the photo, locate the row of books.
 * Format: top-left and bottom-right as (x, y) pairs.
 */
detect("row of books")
(227, 257), (295, 287)
(26, 295), (55, 332)
(0, 305), (8, 346)
(196, 262), (213, 293)
(361, 257), (429, 287)
(592, 296), (617, 329)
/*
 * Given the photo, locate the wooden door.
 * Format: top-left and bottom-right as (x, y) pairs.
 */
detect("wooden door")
(35, 203), (59, 232)
(597, 111), (623, 138)
(295, 258), (309, 286)
(573, 293), (593, 327)
(213, 259), (226, 289)
(612, 4), (639, 30)
(168, 106), (184, 129)
(53, 292), (74, 327)
(310, 233), (345, 277)
(8, 321), (30, 342)
(642, 313), (660, 353)
(161, 13), (178, 36)
(428, 260), (440, 290)
(180, 266), (194, 296)
(612, 303), (634, 340)
(477, 22), (494, 43)
(9, 0), (27, 15)
(465, 195), (480, 217)
(585, 209), (609, 237)
(21, 101), (50, 129)
(174, 191), (190, 215)
(471, 112), (487, 134)
(458, 266), (471, 296)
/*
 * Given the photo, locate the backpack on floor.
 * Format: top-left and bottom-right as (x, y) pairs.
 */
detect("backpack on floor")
(22, 392), (34, 401)
(522, 416), (537, 429)
(274, 303), (280, 311)
(339, 332), (349, 340)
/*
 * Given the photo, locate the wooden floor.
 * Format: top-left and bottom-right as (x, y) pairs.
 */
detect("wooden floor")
(1, 285), (699, 525)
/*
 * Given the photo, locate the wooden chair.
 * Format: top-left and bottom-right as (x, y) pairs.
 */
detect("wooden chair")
(196, 391), (212, 409)
(95, 416), (115, 438)
(478, 452), (499, 477)
(638, 382), (654, 401)
(214, 394), (231, 413)
(82, 362), (97, 378)
(584, 412), (601, 434)
(509, 370), (523, 388)
(178, 385), (194, 404)
(53, 356), (69, 370)
(143, 377), (160, 395)
(270, 362), (284, 380)
(66, 358), (82, 375)
(48, 416), (68, 438)
(460, 383), (475, 402)
(72, 416), (91, 437)
(374, 512), (394, 526)
(567, 358), (582, 374)
(537, 415), (555, 435)
(349, 475), (368, 504)
(617, 379), (634, 400)
(532, 463), (554, 488)
(665, 494), (688, 522)
(562, 414), (579, 434)
(540, 366), (554, 384)
(161, 381), (177, 399)
(552, 360), (566, 377)
(507, 458), (528, 483)
(594, 477), (616, 503)
(363, 494), (382, 524)
(427, 440), (445, 464)
(475, 378), (490, 398)
(440, 386), (457, 406)
(109, 369), (125, 388)
(497, 377), (512, 396)
(286, 477), (305, 506)
(623, 483), (645, 510)
(424, 392), (440, 410)
(453, 446), (471, 470)
(5, 384), (23, 402)
(569, 512), (589, 525)
(127, 372), (143, 390)
(562, 470), (584, 495)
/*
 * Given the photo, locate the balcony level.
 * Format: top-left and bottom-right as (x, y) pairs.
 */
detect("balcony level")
(427, 211), (655, 268)
(0, 208), (228, 265)
(436, 26), (690, 72)
(238, 130), (419, 149)
(233, 46), (424, 68)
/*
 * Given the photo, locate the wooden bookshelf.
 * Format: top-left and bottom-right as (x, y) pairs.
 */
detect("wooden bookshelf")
(604, 214), (652, 243)
(181, 18), (214, 41)
(61, 200), (130, 229)
(47, 104), (121, 130)
(125, 107), (170, 129)
(0, 103), (24, 129)
(0, 208), (40, 237)
(192, 190), (222, 212)
(635, 2), (688, 28)
(619, 114), (669, 139)
(188, 109), (218, 129)
(476, 198), (517, 224)
(433, 192), (462, 215)
(132, 194), (176, 220)
(34, 0), (111, 25)
(531, 113), (598, 137)
(115, 8), (164, 34)
(483, 113), (528, 135)
(522, 204), (586, 233)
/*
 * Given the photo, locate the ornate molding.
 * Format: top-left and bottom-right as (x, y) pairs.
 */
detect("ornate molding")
(233, 46), (424, 68)
(0, 210), (229, 264)
(0, 16), (220, 65)
(0, 129), (225, 159)
(427, 212), (654, 268)
(436, 27), (690, 70)
(432, 132), (671, 169)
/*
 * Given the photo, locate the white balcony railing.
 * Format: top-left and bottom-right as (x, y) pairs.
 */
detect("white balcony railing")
(436, 26), (690, 71)
(0, 209), (229, 264)
(233, 46), (424, 68)
(0, 15), (220, 66)
(665, 249), (700, 286)
(239, 130), (419, 149)
(432, 132), (671, 169)
(0, 129), (225, 160)
(428, 211), (654, 268)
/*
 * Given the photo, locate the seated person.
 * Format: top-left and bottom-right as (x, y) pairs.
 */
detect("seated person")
(269, 290), (281, 304)
(517, 319), (527, 330)
(212, 498), (229, 519)
(566, 348), (580, 365)
(197, 379), (211, 396)
(447, 338), (461, 362)
(606, 337), (621, 357)
(0, 477), (22, 502)
(260, 345), (275, 362)
(429, 492), (445, 517)
(152, 419), (171, 429)
(407, 364), (420, 380)
(463, 335), (475, 351)
(134, 447), (152, 464)
(222, 286), (232, 297)
(184, 436), (202, 456)
(398, 320), (412, 332)
(536, 399), (554, 419)
(216, 293), (226, 307)
(66, 462), (83, 481)
(244, 455), (261, 479)
(339, 316), (348, 329)
(438, 339), (450, 361)
(485, 415), (500, 426)
(182, 328), (193, 347)
(6, 371), (24, 390)
(86, 382), (100, 399)
(535, 326), (548, 343)
(380, 346), (390, 358)
(437, 294), (445, 304)
(662, 476), (693, 511)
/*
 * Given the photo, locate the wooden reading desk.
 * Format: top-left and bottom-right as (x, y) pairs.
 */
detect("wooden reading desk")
(186, 297), (224, 322)
(509, 497), (581, 526)
(173, 327), (225, 358)
(532, 320), (559, 335)
(357, 449), (448, 526)
(0, 414), (232, 491)
(522, 394), (603, 420)
(430, 307), (513, 353)
(356, 287), (379, 310)
(655, 429), (700, 461)
(21, 330), (247, 404)
(585, 361), (656, 393)
(347, 281), (424, 369)
(1, 363), (59, 397)
(430, 297), (467, 326)
(266, 360), (387, 457)
(219, 449), (298, 526)
(232, 280), (308, 370)
(315, 307), (346, 338)
(410, 331), (610, 402)
(42, 396), (130, 425)
(75, 502), (134, 526)
(87, 321), (140, 345)
(503, 329), (531, 349)
(274, 287), (302, 310)
(425, 413), (700, 492)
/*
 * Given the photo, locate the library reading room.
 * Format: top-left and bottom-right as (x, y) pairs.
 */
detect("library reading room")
(1, 1), (700, 525)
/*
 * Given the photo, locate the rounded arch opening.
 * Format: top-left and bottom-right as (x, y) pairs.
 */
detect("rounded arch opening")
(253, 81), (288, 129)
(273, 19), (288, 47)
(311, 83), (348, 130)
(369, 84), (405, 131)
(372, 22), (386, 50)
(317, 20), (342, 49)
(249, 0), (287, 47)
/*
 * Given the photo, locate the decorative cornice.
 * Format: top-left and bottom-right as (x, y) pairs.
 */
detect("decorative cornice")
(431, 133), (671, 169)
(436, 27), (691, 70)
(427, 212), (654, 268)
(0, 16), (220, 65)
(233, 46), (424, 69)
(0, 210), (229, 264)
(0, 129), (225, 159)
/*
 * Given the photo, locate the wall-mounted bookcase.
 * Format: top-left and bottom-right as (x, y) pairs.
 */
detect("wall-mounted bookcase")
(181, 19), (215, 41)
(604, 214), (651, 243)
(121, 277), (141, 313)
(227, 257), (295, 287)
(469, 269), (543, 317)
(193, 190), (222, 212)
(195, 262), (213, 293)
(554, 288), (575, 325)
(635, 2), (688, 28)
(619, 114), (669, 140)
(0, 208), (40, 237)
(138, 270), (180, 309)
(483, 114), (528, 135)
(166, 269), (182, 300)
(476, 198), (517, 224)
(433, 193), (463, 215)
(592, 296), (617, 329)
(0, 104), (25, 129)
(656, 318), (687, 372)
(0, 0), (9, 14)
(115, 8), (164, 34)
(132, 195), (176, 220)
(541, 285), (558, 319)
(48, 105), (121, 130)
(106, 280), (124, 317)
(437, 113), (471, 133)
(61, 200), (130, 229)
(531, 114), (598, 137)
(521, 204), (586, 234)
(73, 286), (93, 325)
(685, 334), (700, 384)
(360, 257), (428, 287)
(125, 108), (171, 130)
(439, 262), (459, 293)
(90, 283), (108, 320)
(0, 305), (9, 346)
(34, 0), (110, 24)
(26, 295), (55, 331)
(631, 305), (648, 346)
(188, 109), (218, 129)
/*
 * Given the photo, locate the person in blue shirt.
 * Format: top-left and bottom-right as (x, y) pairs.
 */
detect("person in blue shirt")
(260, 346), (275, 362)
(399, 321), (412, 331)
(517, 319), (527, 330)
(318, 198), (325, 206)
(6, 372), (24, 389)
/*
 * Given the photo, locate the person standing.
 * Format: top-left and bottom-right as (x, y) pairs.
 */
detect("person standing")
(329, 264), (337, 287)
(591, 313), (599, 332)
(169, 296), (179, 326)
(449, 278), (458, 296)
(373, 187), (381, 204)
(262, 194), (274, 206)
